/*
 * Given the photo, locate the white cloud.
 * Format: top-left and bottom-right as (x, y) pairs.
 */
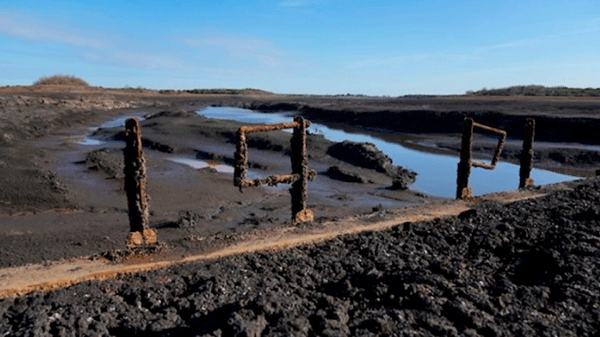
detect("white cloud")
(0, 13), (188, 72)
(347, 16), (600, 74)
(0, 16), (108, 49)
(81, 50), (191, 72)
(185, 36), (289, 68)
(345, 52), (478, 70)
(109, 51), (186, 71)
(478, 24), (600, 53)
(477, 40), (533, 52)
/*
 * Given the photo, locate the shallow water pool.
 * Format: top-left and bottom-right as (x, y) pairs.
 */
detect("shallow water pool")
(197, 107), (578, 198)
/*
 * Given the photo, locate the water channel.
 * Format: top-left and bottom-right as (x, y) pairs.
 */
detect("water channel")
(197, 106), (578, 198)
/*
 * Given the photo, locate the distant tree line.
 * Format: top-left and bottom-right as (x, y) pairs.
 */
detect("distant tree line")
(466, 85), (600, 97)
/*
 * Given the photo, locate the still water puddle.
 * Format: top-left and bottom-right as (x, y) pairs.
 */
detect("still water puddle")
(98, 115), (147, 129)
(167, 157), (283, 189)
(197, 107), (578, 198)
(168, 157), (234, 174)
(77, 114), (147, 145)
(77, 137), (105, 146)
(77, 113), (240, 178)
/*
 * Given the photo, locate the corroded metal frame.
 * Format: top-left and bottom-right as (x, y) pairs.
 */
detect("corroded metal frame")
(234, 116), (316, 223)
(234, 120), (304, 188)
(456, 117), (507, 199)
(470, 121), (507, 170)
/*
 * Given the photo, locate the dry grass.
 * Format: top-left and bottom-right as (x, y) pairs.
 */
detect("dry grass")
(33, 75), (89, 87)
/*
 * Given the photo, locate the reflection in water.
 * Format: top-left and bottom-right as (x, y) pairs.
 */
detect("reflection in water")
(167, 157), (285, 189)
(78, 137), (104, 146)
(168, 157), (234, 174)
(98, 115), (147, 129)
(197, 106), (578, 198)
(78, 114), (147, 145)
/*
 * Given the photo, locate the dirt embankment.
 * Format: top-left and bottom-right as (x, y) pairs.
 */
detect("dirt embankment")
(243, 98), (600, 143)
(0, 178), (598, 336)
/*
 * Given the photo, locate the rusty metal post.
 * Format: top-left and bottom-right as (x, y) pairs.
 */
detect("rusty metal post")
(123, 118), (156, 246)
(519, 118), (535, 188)
(456, 117), (474, 199)
(290, 116), (313, 223)
(234, 129), (248, 191)
(489, 130), (506, 168)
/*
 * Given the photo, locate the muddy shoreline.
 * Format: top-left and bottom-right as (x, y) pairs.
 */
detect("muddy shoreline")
(0, 89), (599, 266)
(0, 90), (434, 268)
(0, 87), (599, 335)
(238, 98), (600, 177)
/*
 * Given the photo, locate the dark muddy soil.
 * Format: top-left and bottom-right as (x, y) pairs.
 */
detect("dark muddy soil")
(247, 98), (600, 145)
(1, 87), (600, 336)
(1, 178), (599, 336)
(0, 90), (430, 268)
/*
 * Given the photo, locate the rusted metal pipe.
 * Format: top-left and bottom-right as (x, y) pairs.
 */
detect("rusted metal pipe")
(457, 118), (508, 198)
(470, 122), (507, 170)
(123, 118), (156, 246)
(456, 117), (474, 199)
(489, 132), (506, 168)
(519, 118), (535, 188)
(471, 121), (505, 134)
(234, 120), (313, 192)
(239, 121), (307, 133)
(242, 174), (300, 188)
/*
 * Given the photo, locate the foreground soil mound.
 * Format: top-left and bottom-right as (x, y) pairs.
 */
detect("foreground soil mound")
(0, 179), (598, 336)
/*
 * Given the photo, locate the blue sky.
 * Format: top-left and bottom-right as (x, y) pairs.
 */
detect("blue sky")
(1, 1), (599, 95)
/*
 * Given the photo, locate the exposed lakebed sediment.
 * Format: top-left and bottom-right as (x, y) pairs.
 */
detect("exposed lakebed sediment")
(1, 91), (599, 336)
(197, 106), (578, 197)
(0, 99), (440, 270)
(86, 108), (424, 204)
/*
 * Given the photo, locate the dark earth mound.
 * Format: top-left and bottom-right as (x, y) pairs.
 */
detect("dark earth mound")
(324, 165), (366, 183)
(328, 141), (398, 173)
(84, 148), (124, 179)
(1, 179), (599, 336)
(328, 141), (417, 187)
